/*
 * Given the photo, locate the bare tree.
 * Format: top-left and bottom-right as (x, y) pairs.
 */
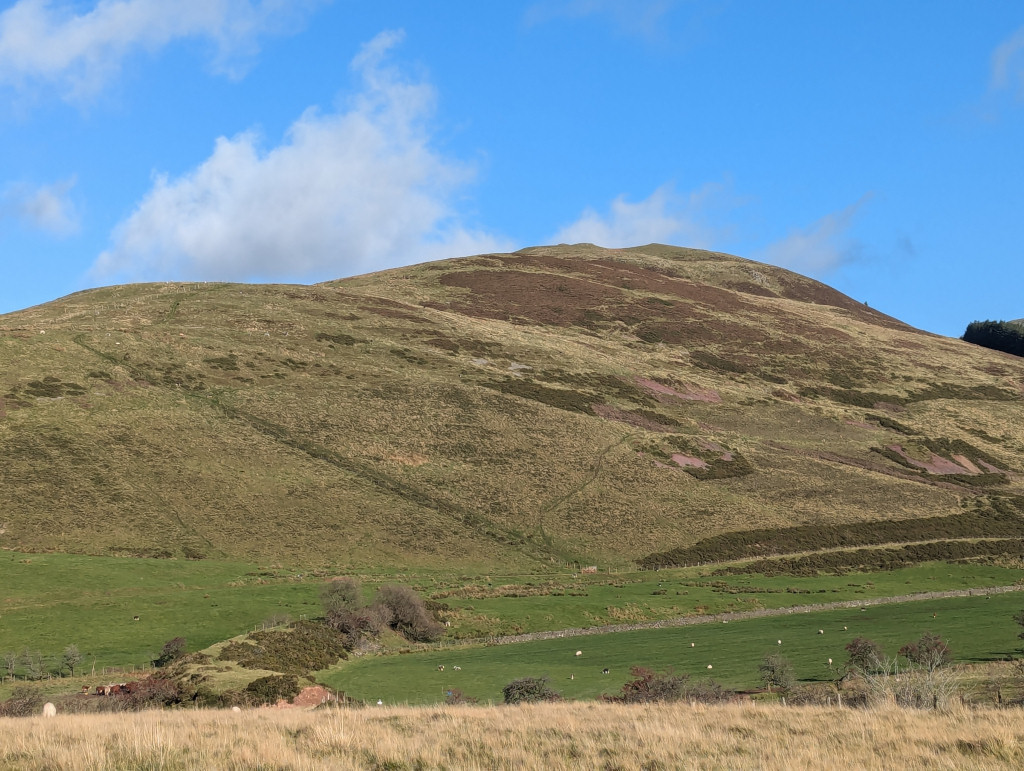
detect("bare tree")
(61, 645), (82, 677)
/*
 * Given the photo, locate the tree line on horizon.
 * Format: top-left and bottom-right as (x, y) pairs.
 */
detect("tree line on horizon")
(962, 320), (1024, 358)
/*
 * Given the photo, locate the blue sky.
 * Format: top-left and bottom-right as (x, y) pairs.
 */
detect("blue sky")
(1, 1), (1022, 337)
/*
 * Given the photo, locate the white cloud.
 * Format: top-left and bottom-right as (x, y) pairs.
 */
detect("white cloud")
(525, 0), (678, 38)
(755, 196), (871, 276)
(92, 30), (511, 283)
(551, 182), (724, 249)
(1, 177), (79, 235)
(0, 0), (325, 98)
(991, 25), (1024, 99)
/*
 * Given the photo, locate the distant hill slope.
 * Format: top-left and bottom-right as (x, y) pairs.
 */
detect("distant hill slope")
(2, 244), (1023, 569)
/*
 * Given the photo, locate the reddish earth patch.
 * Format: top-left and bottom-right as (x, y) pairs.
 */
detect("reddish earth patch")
(635, 378), (721, 404)
(592, 404), (676, 432)
(670, 453), (708, 469)
(844, 420), (876, 429)
(951, 455), (981, 474)
(274, 685), (336, 709)
(886, 445), (972, 475)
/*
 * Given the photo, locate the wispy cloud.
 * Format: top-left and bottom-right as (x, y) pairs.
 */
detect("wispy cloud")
(1, 177), (79, 235)
(524, 0), (679, 39)
(551, 182), (727, 249)
(991, 25), (1024, 100)
(92, 30), (511, 283)
(0, 0), (326, 99)
(755, 196), (871, 276)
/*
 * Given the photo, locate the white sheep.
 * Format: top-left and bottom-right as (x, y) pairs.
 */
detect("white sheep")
(575, 651), (582, 657)
(42, 703), (56, 718)
(818, 629), (824, 635)
(706, 664), (713, 670)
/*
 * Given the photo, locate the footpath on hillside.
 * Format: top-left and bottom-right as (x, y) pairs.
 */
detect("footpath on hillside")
(454, 584), (1024, 648)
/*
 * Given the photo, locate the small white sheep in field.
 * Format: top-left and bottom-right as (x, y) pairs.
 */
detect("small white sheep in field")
(777, 640), (782, 645)
(453, 666), (461, 671)
(690, 642), (695, 647)
(575, 651), (582, 657)
(231, 706), (241, 713)
(42, 703), (56, 718)
(828, 658), (833, 666)
(818, 629), (824, 635)
(707, 665), (713, 670)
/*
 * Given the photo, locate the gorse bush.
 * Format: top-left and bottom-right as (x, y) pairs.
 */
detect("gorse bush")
(605, 666), (689, 703)
(245, 674), (302, 705)
(502, 676), (561, 704)
(153, 637), (187, 668)
(217, 621), (348, 674)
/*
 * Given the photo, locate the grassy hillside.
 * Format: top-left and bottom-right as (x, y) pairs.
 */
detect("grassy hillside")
(3, 244), (1024, 569)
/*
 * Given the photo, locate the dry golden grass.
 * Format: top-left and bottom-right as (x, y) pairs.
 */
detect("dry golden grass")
(3, 701), (1024, 769)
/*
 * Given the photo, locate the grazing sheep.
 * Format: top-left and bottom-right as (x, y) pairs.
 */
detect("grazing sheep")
(777, 640), (782, 645)
(843, 626), (848, 631)
(707, 665), (713, 670)
(690, 642), (695, 647)
(437, 665), (444, 672)
(453, 666), (461, 671)
(42, 703), (56, 718)
(818, 629), (824, 635)
(828, 658), (833, 666)
(602, 668), (610, 674)
(231, 706), (242, 713)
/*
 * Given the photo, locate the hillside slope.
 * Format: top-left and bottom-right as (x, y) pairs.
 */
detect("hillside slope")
(2, 244), (1023, 569)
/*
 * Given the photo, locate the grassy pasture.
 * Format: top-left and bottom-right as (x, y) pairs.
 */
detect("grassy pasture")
(430, 562), (1024, 637)
(2, 549), (1023, 701)
(0, 552), (322, 680)
(321, 592), (1024, 704)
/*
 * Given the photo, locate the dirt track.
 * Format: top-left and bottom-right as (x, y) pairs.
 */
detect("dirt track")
(476, 583), (1024, 647)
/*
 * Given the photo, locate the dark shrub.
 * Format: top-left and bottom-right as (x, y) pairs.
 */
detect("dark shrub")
(502, 676), (561, 704)
(218, 620), (348, 674)
(122, 678), (183, 709)
(321, 578), (362, 617)
(245, 674), (302, 705)
(444, 688), (478, 705)
(899, 632), (951, 672)
(846, 637), (884, 673)
(374, 585), (445, 642)
(607, 666), (689, 703)
(0, 687), (46, 717)
(153, 637), (187, 668)
(759, 653), (795, 693)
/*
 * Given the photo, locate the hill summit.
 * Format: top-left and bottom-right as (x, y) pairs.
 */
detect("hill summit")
(2, 244), (1023, 569)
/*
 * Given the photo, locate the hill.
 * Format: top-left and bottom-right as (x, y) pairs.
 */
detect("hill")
(2, 243), (1024, 570)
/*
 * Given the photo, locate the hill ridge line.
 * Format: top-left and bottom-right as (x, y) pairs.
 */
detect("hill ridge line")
(463, 584), (1024, 647)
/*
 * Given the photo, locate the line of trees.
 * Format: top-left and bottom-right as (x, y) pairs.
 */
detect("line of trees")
(962, 320), (1024, 357)
(2, 645), (82, 681)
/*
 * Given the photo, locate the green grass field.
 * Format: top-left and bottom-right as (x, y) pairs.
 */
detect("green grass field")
(320, 592), (1024, 704)
(3, 550), (1023, 702)
(0, 551), (323, 677)
(430, 562), (1024, 637)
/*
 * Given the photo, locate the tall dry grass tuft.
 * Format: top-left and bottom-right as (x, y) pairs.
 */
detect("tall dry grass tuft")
(2, 701), (1024, 769)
